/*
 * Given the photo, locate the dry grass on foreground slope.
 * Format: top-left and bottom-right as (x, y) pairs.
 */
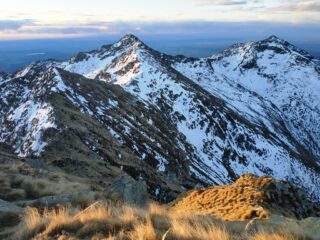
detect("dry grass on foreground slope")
(171, 174), (320, 221)
(11, 202), (303, 240)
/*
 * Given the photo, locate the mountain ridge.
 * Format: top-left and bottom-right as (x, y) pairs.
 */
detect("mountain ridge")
(1, 34), (320, 202)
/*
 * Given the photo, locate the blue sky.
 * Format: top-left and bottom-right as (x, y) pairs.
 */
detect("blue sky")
(0, 0), (319, 40)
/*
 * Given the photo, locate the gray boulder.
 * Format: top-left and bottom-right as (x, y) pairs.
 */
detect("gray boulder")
(105, 175), (148, 206)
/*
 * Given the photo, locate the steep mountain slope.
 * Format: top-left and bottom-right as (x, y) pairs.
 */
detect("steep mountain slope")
(0, 61), (58, 157)
(170, 56), (284, 136)
(0, 72), (11, 82)
(208, 36), (320, 164)
(1, 64), (207, 201)
(58, 35), (320, 200)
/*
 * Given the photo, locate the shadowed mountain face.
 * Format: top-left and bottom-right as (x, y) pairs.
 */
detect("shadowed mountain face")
(0, 34), (320, 202)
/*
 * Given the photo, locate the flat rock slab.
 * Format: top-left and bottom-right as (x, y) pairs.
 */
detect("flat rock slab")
(0, 199), (23, 227)
(0, 199), (23, 214)
(19, 191), (96, 208)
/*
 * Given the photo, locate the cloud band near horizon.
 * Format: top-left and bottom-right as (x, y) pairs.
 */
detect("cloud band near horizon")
(0, 20), (319, 44)
(0, 0), (319, 40)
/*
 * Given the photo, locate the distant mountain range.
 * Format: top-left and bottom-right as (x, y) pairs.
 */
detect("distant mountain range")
(1, 34), (319, 202)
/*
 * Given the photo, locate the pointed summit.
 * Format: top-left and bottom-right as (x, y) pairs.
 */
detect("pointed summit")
(263, 35), (287, 45)
(121, 34), (141, 42)
(114, 34), (145, 49)
(259, 35), (311, 56)
(266, 35), (281, 41)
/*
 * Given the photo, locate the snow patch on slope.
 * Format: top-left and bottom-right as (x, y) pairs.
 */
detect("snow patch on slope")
(1, 99), (56, 157)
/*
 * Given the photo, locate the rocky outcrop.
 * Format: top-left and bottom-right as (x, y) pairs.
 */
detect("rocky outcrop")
(171, 174), (320, 221)
(105, 175), (148, 206)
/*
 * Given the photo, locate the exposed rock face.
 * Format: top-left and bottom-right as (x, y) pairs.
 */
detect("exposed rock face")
(171, 174), (320, 221)
(105, 175), (148, 206)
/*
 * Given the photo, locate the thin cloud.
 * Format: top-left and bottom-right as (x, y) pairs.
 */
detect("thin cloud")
(20, 27), (107, 35)
(16, 21), (151, 36)
(1, 20), (319, 44)
(0, 19), (34, 30)
(273, 1), (320, 12)
(193, 0), (320, 12)
(193, 0), (247, 5)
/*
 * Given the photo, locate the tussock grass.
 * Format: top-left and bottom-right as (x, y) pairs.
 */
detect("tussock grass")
(8, 174), (89, 200)
(11, 202), (306, 240)
(0, 160), (93, 203)
(171, 184), (269, 221)
(172, 174), (320, 222)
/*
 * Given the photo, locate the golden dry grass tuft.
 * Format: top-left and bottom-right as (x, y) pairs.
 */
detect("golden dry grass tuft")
(171, 184), (269, 221)
(171, 174), (320, 222)
(11, 202), (307, 240)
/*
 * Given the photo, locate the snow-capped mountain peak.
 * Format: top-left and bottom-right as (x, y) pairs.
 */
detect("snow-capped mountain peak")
(1, 34), (320, 202)
(62, 34), (148, 83)
(208, 35), (320, 166)
(264, 35), (286, 44)
(114, 34), (145, 49)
